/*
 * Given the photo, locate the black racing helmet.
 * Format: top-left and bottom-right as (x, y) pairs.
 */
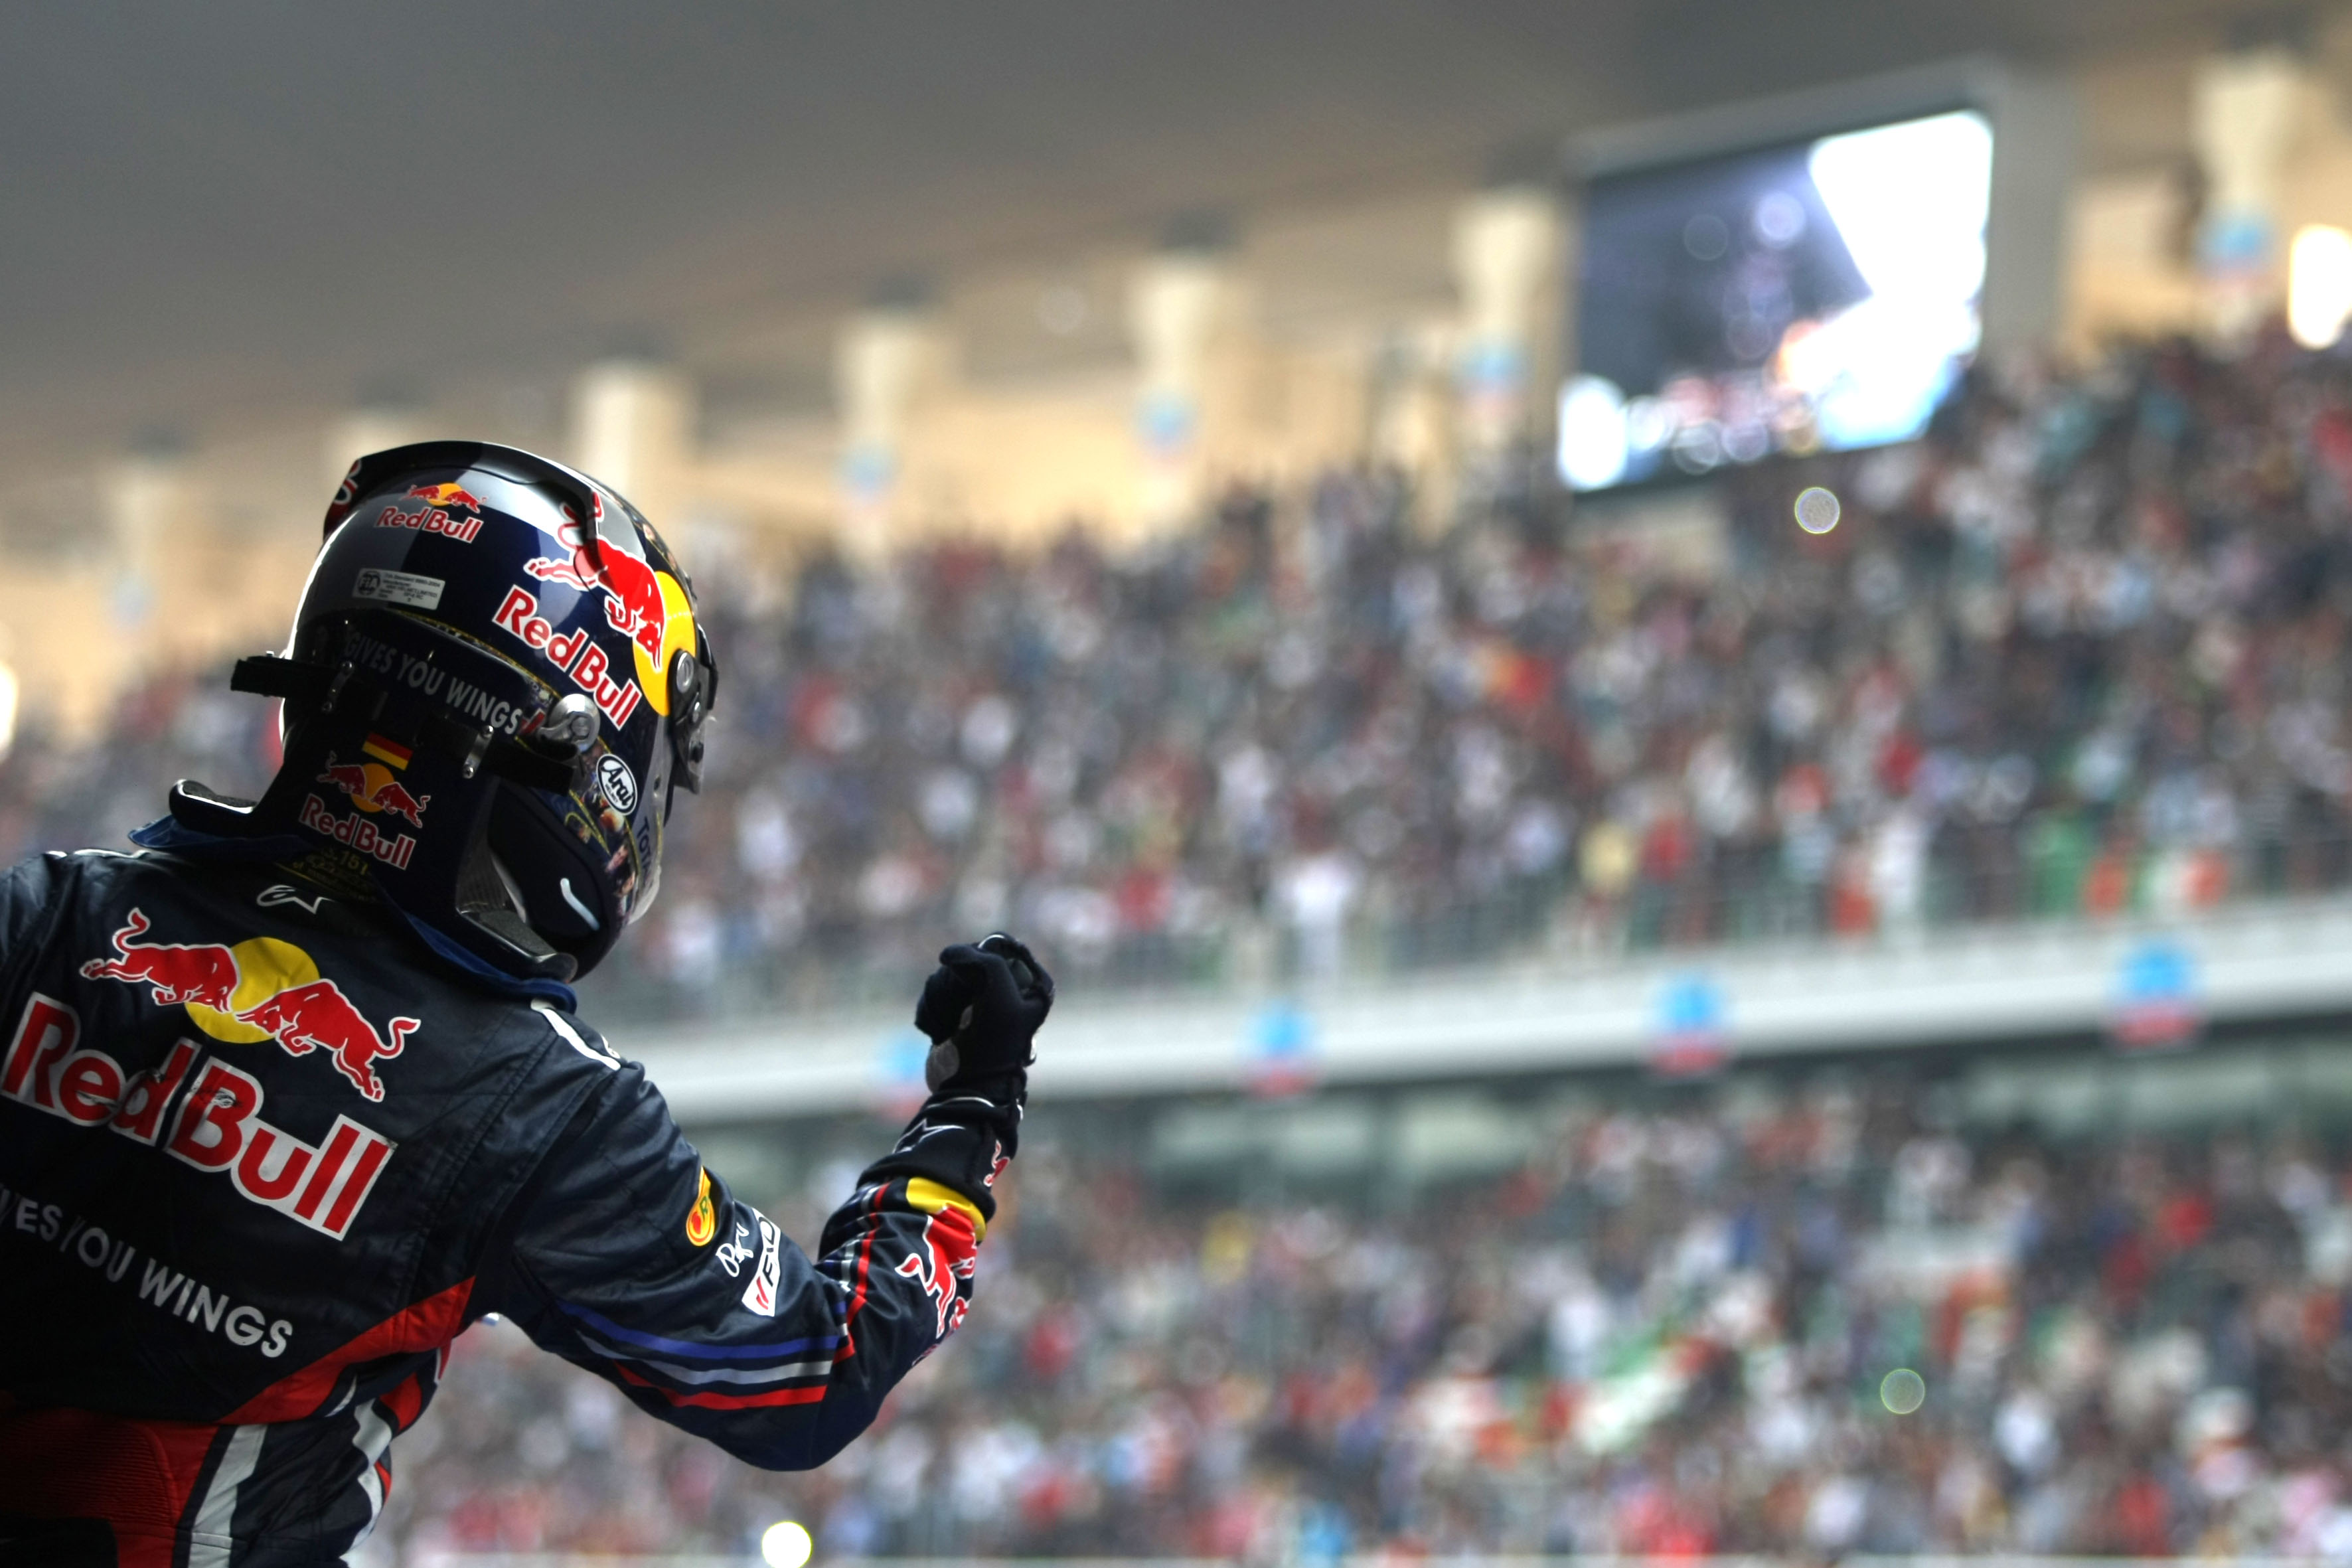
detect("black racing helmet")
(166, 441), (716, 982)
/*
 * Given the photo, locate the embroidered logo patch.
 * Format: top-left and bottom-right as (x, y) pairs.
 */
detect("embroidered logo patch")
(684, 1167), (716, 1247)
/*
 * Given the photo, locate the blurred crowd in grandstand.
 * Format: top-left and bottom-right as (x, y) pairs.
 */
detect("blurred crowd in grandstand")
(380, 1077), (2352, 1561)
(11, 331), (2352, 1014)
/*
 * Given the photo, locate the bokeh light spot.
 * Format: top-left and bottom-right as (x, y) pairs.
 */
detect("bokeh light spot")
(1881, 1368), (1926, 1414)
(1683, 212), (1729, 260)
(1795, 485), (1842, 534)
(761, 1520), (814, 1568)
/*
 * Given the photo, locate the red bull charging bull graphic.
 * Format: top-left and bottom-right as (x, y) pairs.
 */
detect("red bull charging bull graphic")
(314, 734), (431, 828)
(895, 1201), (979, 1343)
(518, 503), (695, 719)
(300, 730), (424, 867)
(404, 481), (485, 512)
(80, 909), (416, 1102)
(3, 992), (395, 1242)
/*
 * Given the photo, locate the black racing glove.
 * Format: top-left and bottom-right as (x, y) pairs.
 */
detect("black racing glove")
(914, 933), (1054, 1097)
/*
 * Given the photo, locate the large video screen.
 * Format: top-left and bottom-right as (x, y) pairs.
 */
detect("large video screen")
(1559, 108), (1994, 491)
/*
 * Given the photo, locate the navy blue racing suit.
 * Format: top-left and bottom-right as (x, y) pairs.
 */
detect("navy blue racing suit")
(0, 846), (1016, 1565)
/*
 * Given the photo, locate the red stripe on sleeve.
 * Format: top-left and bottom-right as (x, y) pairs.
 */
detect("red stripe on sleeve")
(611, 1364), (828, 1410)
(838, 1183), (886, 1359)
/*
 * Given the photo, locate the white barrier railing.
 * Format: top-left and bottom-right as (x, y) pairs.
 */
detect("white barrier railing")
(616, 894), (2352, 1119)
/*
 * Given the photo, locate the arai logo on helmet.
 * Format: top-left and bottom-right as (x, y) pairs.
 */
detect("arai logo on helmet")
(597, 754), (638, 815)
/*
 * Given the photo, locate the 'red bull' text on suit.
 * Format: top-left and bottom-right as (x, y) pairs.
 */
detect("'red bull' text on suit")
(0, 845), (1022, 1565)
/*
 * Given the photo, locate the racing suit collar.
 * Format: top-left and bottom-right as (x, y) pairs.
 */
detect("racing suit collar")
(390, 903), (579, 1008)
(130, 816), (580, 1010)
(129, 813), (310, 863)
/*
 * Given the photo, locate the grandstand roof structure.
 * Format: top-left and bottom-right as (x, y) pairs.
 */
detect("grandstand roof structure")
(0, 0), (2289, 466)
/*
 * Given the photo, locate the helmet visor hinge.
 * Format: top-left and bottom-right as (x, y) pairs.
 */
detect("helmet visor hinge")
(668, 647), (714, 793)
(539, 693), (600, 755)
(418, 712), (579, 793)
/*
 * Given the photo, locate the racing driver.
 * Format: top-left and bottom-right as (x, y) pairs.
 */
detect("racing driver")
(0, 441), (1052, 1564)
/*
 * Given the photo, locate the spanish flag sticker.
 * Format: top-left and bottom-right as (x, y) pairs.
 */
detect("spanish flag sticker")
(685, 1167), (716, 1247)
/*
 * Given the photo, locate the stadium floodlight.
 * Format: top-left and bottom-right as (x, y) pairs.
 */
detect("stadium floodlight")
(2289, 224), (2352, 349)
(761, 1520), (815, 1568)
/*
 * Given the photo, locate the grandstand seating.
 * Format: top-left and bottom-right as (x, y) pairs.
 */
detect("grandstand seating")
(15, 331), (2352, 1560)
(385, 1052), (2352, 1559)
(13, 333), (2352, 1026)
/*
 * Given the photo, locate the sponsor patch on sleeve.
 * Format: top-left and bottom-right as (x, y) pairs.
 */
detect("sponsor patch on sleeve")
(740, 1215), (782, 1317)
(353, 568), (445, 611)
(684, 1166), (716, 1247)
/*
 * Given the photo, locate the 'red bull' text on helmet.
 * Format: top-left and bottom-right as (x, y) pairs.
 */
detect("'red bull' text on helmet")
(163, 441), (716, 983)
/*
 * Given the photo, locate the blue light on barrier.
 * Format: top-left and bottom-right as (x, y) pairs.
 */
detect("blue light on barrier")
(1653, 974), (1730, 1077)
(2110, 940), (2200, 1052)
(1247, 1002), (1318, 1097)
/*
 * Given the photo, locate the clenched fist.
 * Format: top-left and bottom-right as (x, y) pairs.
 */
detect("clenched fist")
(913, 933), (1054, 1095)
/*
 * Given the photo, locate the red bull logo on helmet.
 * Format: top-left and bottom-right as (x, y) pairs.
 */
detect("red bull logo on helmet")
(80, 910), (416, 1102)
(374, 483), (486, 544)
(298, 793), (418, 870)
(314, 734), (431, 828)
(521, 512), (696, 716)
(492, 584), (645, 729)
(4, 994), (396, 1241)
(374, 503), (483, 544)
(404, 481), (485, 512)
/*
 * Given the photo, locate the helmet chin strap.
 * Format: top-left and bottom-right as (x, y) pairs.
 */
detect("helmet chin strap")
(453, 830), (574, 980)
(489, 853), (532, 925)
